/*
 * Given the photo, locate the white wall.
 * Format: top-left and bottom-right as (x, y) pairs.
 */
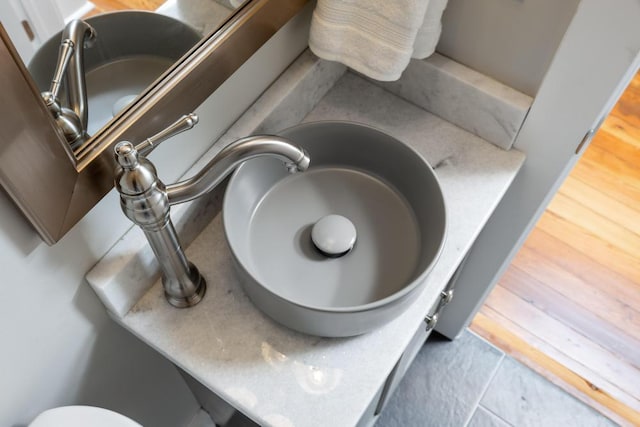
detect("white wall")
(0, 4), (312, 425)
(437, 0), (580, 96)
(0, 0), (64, 64)
(0, 184), (200, 427)
(53, 0), (88, 21)
(0, 1), (37, 62)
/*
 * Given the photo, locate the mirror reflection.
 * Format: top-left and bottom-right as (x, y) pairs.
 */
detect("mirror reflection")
(0, 0), (244, 154)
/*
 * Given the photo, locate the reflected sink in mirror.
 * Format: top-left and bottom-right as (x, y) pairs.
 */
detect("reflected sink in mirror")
(28, 11), (201, 138)
(223, 121), (447, 337)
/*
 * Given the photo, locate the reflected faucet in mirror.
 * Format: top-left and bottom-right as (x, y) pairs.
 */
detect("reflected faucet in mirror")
(28, 10), (203, 155)
(0, 0), (311, 245)
(114, 113), (310, 308)
(0, 0), (244, 155)
(41, 19), (96, 150)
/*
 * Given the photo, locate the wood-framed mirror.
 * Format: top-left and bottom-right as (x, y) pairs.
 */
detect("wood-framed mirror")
(1, 0), (245, 149)
(0, 0), (309, 245)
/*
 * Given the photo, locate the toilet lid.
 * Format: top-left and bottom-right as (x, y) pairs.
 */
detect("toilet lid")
(29, 406), (142, 427)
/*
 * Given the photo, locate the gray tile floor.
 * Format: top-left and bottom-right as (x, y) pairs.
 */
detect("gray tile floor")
(375, 330), (616, 427)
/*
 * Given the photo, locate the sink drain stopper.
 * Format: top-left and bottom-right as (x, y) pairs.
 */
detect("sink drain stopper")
(311, 214), (357, 258)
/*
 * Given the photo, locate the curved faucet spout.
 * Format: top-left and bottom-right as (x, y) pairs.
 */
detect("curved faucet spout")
(60, 19), (96, 131)
(166, 135), (310, 206)
(44, 19), (96, 149)
(113, 118), (310, 308)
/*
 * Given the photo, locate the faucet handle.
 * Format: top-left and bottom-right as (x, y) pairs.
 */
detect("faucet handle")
(134, 113), (199, 156)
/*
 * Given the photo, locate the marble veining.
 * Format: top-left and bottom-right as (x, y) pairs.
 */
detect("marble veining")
(251, 56), (347, 135)
(371, 53), (533, 150)
(87, 52), (525, 426)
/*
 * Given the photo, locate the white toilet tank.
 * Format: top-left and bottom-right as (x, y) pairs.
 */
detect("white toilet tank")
(29, 406), (142, 427)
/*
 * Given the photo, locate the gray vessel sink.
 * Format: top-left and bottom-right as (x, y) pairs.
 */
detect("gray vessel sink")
(223, 122), (447, 337)
(28, 11), (201, 135)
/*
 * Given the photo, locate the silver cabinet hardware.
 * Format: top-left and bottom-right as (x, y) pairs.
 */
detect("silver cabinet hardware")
(440, 289), (454, 306)
(424, 272), (458, 331)
(424, 313), (439, 331)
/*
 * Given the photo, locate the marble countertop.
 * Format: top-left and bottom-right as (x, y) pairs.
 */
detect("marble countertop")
(87, 53), (525, 427)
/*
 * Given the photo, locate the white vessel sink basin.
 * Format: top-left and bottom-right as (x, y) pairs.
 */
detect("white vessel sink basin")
(223, 121), (447, 337)
(28, 11), (201, 135)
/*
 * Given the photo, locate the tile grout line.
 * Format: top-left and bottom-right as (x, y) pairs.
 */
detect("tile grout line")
(477, 404), (514, 427)
(462, 351), (507, 427)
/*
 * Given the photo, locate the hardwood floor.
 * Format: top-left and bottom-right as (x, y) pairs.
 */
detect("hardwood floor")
(84, 0), (164, 16)
(471, 72), (640, 426)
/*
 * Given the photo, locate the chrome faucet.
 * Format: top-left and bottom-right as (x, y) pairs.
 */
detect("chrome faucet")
(114, 114), (310, 308)
(42, 19), (96, 150)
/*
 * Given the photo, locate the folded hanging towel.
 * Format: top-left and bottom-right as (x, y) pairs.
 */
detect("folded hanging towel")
(309, 0), (449, 81)
(413, 0), (449, 59)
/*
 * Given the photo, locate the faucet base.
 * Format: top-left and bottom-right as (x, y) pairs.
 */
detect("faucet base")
(164, 262), (207, 308)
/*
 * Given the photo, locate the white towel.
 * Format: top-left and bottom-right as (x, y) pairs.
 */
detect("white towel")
(309, 0), (449, 81)
(413, 0), (449, 59)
